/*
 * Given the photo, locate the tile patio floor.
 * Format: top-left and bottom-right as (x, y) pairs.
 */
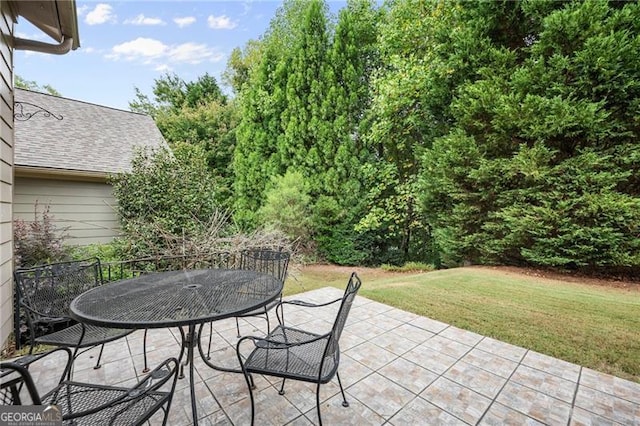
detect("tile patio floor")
(13, 287), (640, 425)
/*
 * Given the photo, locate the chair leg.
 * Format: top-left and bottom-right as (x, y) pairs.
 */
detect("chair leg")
(236, 317), (241, 338)
(242, 372), (256, 425)
(336, 372), (349, 407)
(278, 378), (286, 395)
(142, 329), (149, 373)
(316, 382), (323, 426)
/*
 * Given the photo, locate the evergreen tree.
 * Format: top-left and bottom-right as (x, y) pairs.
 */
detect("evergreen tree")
(419, 0), (640, 272)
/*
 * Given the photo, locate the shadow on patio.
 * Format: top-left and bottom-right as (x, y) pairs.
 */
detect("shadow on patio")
(11, 287), (640, 425)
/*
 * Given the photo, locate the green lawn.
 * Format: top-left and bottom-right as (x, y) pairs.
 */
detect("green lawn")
(286, 265), (640, 383)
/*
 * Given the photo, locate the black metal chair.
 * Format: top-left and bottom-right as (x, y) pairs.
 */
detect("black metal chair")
(236, 272), (361, 425)
(203, 248), (290, 360)
(0, 347), (70, 405)
(14, 258), (133, 374)
(1, 347), (179, 425)
(235, 248), (291, 336)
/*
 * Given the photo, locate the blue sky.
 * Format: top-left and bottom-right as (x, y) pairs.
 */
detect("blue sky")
(14, 1), (346, 111)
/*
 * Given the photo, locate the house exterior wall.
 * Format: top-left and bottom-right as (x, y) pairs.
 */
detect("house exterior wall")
(14, 177), (121, 246)
(0, 0), (13, 350)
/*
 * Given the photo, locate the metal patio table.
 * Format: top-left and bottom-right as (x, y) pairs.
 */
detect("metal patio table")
(69, 268), (283, 425)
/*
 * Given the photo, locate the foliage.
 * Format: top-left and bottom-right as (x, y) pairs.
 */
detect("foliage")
(14, 204), (70, 268)
(363, 0), (474, 263)
(130, 73), (237, 208)
(129, 73), (226, 117)
(380, 262), (435, 273)
(417, 0), (640, 272)
(109, 143), (225, 258)
(122, 0), (640, 274)
(15, 75), (61, 96)
(70, 242), (121, 264)
(223, 40), (264, 95)
(233, 0), (380, 264)
(258, 170), (313, 244)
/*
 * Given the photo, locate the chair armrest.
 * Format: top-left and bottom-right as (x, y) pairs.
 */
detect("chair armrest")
(279, 297), (342, 309)
(1, 347), (72, 390)
(128, 357), (179, 394)
(19, 300), (73, 324)
(61, 357), (179, 422)
(275, 297), (343, 326)
(239, 332), (329, 350)
(0, 362), (42, 405)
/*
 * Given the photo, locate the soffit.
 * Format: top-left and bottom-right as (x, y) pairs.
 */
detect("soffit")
(13, 0), (79, 49)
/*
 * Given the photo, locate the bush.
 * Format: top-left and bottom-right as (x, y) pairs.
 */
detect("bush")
(258, 170), (313, 244)
(110, 143), (225, 259)
(381, 262), (436, 273)
(14, 204), (70, 268)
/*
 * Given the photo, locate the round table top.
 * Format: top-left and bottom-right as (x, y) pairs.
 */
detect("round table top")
(69, 269), (283, 329)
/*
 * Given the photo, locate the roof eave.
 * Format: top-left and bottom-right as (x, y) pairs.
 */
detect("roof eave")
(15, 166), (110, 183)
(13, 0), (80, 51)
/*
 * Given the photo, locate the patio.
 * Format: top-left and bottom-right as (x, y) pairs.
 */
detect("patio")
(16, 287), (640, 425)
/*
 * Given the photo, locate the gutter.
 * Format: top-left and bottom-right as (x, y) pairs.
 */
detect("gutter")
(15, 166), (110, 183)
(13, 35), (74, 55)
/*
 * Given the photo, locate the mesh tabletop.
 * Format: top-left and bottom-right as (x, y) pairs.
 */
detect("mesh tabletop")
(69, 269), (282, 329)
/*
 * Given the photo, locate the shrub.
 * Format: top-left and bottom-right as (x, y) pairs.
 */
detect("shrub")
(14, 203), (70, 268)
(381, 262), (436, 273)
(258, 170), (313, 244)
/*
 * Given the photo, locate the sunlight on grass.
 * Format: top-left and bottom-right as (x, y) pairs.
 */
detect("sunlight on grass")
(286, 266), (640, 382)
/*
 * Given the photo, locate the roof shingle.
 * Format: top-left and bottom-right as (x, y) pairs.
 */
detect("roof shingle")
(14, 88), (167, 174)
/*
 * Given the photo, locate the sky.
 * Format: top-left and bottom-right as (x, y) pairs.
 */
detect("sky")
(14, 1), (346, 111)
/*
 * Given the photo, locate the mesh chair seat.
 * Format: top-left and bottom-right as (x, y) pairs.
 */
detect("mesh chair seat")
(35, 323), (131, 348)
(244, 325), (338, 383)
(42, 382), (170, 426)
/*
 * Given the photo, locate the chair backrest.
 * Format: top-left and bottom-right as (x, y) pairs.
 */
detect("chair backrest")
(240, 248), (290, 283)
(0, 362), (43, 405)
(326, 272), (362, 356)
(15, 258), (102, 321)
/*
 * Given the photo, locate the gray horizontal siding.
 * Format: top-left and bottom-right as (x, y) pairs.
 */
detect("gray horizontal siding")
(14, 177), (122, 245)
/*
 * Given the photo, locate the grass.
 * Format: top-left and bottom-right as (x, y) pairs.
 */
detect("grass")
(286, 265), (640, 383)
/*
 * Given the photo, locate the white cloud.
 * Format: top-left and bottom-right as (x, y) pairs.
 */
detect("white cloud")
(107, 38), (167, 61)
(174, 16), (196, 28)
(124, 14), (165, 26)
(155, 64), (172, 73)
(85, 4), (116, 25)
(106, 38), (224, 66)
(76, 5), (89, 17)
(167, 42), (224, 64)
(207, 15), (237, 30)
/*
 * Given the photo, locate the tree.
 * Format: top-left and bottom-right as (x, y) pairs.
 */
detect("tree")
(15, 75), (61, 95)
(129, 73), (226, 118)
(419, 0), (640, 272)
(233, 0), (328, 226)
(363, 0), (477, 263)
(130, 73), (237, 207)
(223, 40), (264, 95)
(109, 143), (226, 258)
(258, 170), (313, 244)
